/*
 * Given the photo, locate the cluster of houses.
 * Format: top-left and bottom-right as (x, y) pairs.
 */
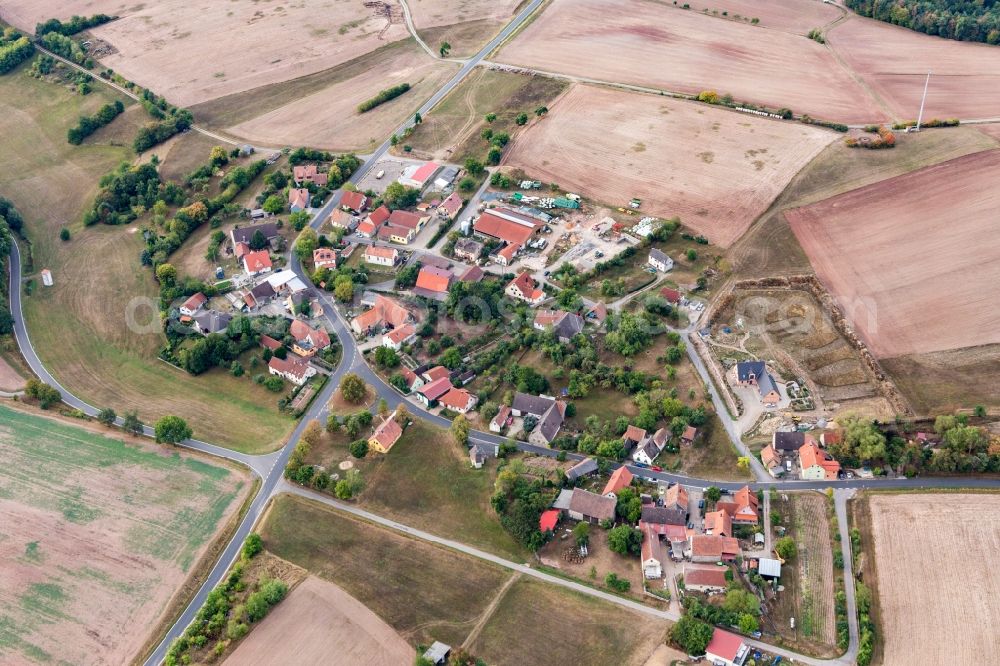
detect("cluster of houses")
(761, 430), (842, 480)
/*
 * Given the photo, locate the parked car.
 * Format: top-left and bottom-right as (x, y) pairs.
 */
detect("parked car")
(687, 522), (694, 529)
(698, 499), (705, 509)
(651, 465), (662, 472)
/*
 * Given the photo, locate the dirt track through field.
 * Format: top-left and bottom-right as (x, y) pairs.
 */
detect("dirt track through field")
(505, 84), (835, 247)
(786, 148), (1000, 358)
(867, 494), (1000, 665)
(224, 576), (413, 666)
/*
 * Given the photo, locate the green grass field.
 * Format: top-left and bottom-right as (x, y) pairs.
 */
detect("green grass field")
(0, 403), (248, 664)
(261, 493), (514, 647)
(0, 62), (293, 453)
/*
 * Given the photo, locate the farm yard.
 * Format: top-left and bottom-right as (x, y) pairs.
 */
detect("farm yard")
(504, 84), (835, 247)
(708, 286), (897, 419)
(1, 0), (410, 107)
(493, 0), (886, 123)
(826, 17), (1000, 121)
(0, 405), (249, 665)
(0, 68), (294, 454)
(787, 149), (1000, 359)
(227, 41), (458, 152)
(223, 576), (413, 666)
(468, 578), (666, 666)
(855, 493), (1000, 665)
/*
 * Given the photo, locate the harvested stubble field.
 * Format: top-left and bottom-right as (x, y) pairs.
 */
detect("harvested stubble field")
(469, 577), (665, 666)
(260, 493), (513, 647)
(504, 85), (834, 247)
(882, 344), (1000, 414)
(0, 404), (249, 665)
(768, 493), (838, 657)
(1, 0), (409, 107)
(726, 125), (998, 281)
(859, 493), (1000, 665)
(224, 575), (413, 666)
(494, 0), (885, 123)
(409, 0), (521, 55)
(675, 0), (843, 33)
(787, 149), (1000, 359)
(227, 41), (457, 152)
(826, 16), (1000, 121)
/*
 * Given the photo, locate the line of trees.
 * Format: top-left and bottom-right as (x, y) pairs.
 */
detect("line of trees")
(0, 35), (35, 74)
(846, 0), (1000, 44)
(134, 108), (193, 152)
(39, 31), (91, 67)
(67, 99), (124, 144)
(357, 82), (411, 113)
(36, 14), (116, 37)
(0, 197), (20, 334)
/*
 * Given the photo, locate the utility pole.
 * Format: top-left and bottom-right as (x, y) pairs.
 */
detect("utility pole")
(916, 71), (931, 131)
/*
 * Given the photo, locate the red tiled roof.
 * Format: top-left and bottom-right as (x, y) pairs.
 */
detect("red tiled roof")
(368, 205), (391, 226)
(352, 294), (412, 332)
(460, 265), (484, 282)
(492, 405), (511, 428)
(371, 416), (403, 451)
(799, 442), (841, 478)
(341, 190), (368, 212)
(497, 243), (519, 262)
(313, 247), (337, 266)
(243, 250), (272, 273)
(683, 425), (698, 441)
(623, 425), (647, 443)
(418, 376), (453, 401)
(684, 566), (728, 589)
(357, 219), (377, 236)
(260, 335), (282, 351)
(601, 466), (633, 496)
(761, 444), (780, 468)
(659, 287), (681, 304)
(706, 628), (746, 662)
(268, 355), (310, 380)
(665, 484), (688, 510)
(410, 161), (439, 184)
(440, 192), (463, 215)
(423, 366), (450, 382)
(290, 319), (331, 349)
(288, 188), (311, 209)
(539, 509), (560, 532)
(474, 209), (541, 245)
(508, 272), (541, 300)
(388, 209), (422, 229)
(385, 323), (415, 345)
(705, 509), (732, 536)
(378, 223), (412, 241)
(439, 387), (474, 411)
(365, 245), (397, 260)
(181, 292), (207, 311)
(415, 266), (453, 293)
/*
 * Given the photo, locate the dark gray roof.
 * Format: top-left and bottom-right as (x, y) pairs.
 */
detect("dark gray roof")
(565, 457), (598, 481)
(737, 360), (779, 400)
(641, 505), (686, 526)
(639, 439), (660, 461)
(250, 281), (275, 301)
(649, 248), (671, 264)
(512, 392), (556, 417)
(773, 430), (806, 451)
(193, 310), (232, 334)
(554, 312), (585, 340)
(231, 222), (278, 245)
(536, 403), (565, 443)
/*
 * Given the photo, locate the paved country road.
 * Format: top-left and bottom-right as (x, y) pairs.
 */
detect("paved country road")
(5, 3), (1000, 663)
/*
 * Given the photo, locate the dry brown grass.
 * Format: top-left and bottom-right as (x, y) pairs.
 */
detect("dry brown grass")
(787, 149), (1000, 358)
(504, 84), (835, 247)
(882, 345), (1000, 415)
(862, 493), (1000, 665)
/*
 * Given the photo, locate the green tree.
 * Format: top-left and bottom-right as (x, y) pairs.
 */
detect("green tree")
(350, 439), (369, 458)
(464, 158), (485, 177)
(262, 194), (284, 214)
(339, 373), (368, 403)
(705, 486), (722, 502)
(241, 533), (263, 559)
(738, 613), (759, 634)
(573, 521), (590, 545)
(458, 177), (476, 192)
(122, 411), (144, 436)
(670, 615), (713, 655)
(775, 536), (797, 560)
(383, 182), (420, 210)
(535, 106), (548, 116)
(515, 113), (528, 125)
(487, 146), (503, 165)
(154, 415), (192, 444)
(97, 407), (117, 427)
(334, 469), (363, 499)
(24, 379), (61, 409)
(59, 227), (71, 241)
(723, 588), (761, 616)
(686, 248), (698, 261)
(451, 414), (470, 448)
(155, 262), (177, 286)
(231, 360), (244, 377)
(439, 41), (451, 56)
(414, 112), (422, 125)
(373, 346), (400, 367)
(334, 275), (354, 302)
(289, 210), (311, 231)
(248, 228), (268, 251)
(441, 346), (463, 369)
(480, 127), (493, 141)
(974, 404), (987, 418)
(293, 227), (318, 260)
(485, 112), (497, 123)
(607, 524), (642, 555)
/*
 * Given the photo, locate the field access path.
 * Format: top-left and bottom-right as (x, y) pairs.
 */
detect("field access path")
(5, 4), (1000, 665)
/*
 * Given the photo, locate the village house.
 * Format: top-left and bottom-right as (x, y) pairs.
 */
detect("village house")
(350, 294), (414, 336)
(821, 428), (843, 448)
(389, 209), (429, 233)
(634, 427), (670, 465)
(453, 237), (483, 263)
(641, 523), (664, 579)
(439, 387), (478, 414)
(179, 292), (207, 317)
(377, 223), (415, 245)
(683, 565), (728, 593)
(358, 205), (391, 238)
(773, 430), (812, 454)
(664, 483), (688, 515)
(328, 209), (357, 233)
(439, 192), (463, 220)
(494, 242), (520, 267)
(231, 222), (278, 249)
(511, 391), (567, 445)
(715, 486), (760, 524)
(505, 272), (545, 305)
(681, 425), (699, 446)
(433, 165), (458, 189)
(288, 188), (311, 212)
(565, 457), (598, 482)
(382, 323), (416, 351)
(242, 250), (273, 276)
(459, 265), (484, 283)
(244, 281), (275, 311)
(490, 405), (513, 433)
(469, 442), (494, 469)
(641, 503), (686, 528)
(422, 365), (450, 383)
(647, 248), (673, 272)
(567, 489), (616, 524)
(368, 413), (403, 454)
(289, 319), (331, 358)
(413, 266), (453, 299)
(312, 247), (337, 270)
(761, 444), (782, 476)
(399, 367), (423, 393)
(267, 355), (316, 386)
(416, 376), (453, 408)
(704, 509), (733, 537)
(398, 161), (440, 189)
(267, 270), (307, 296)
(292, 164), (328, 187)
(659, 286), (682, 305)
(340, 190), (369, 213)
(533, 310), (585, 343)
(705, 628), (750, 666)
(601, 466), (634, 499)
(799, 441), (841, 480)
(621, 425), (649, 455)
(736, 360), (781, 407)
(192, 310), (232, 336)
(364, 244), (399, 267)
(688, 534), (740, 563)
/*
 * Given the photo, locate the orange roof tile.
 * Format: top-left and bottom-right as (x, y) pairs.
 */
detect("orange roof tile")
(601, 466), (634, 496)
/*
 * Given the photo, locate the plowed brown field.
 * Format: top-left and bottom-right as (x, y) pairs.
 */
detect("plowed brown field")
(787, 149), (1000, 358)
(867, 494), (1000, 665)
(505, 85), (835, 247)
(494, 0), (886, 123)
